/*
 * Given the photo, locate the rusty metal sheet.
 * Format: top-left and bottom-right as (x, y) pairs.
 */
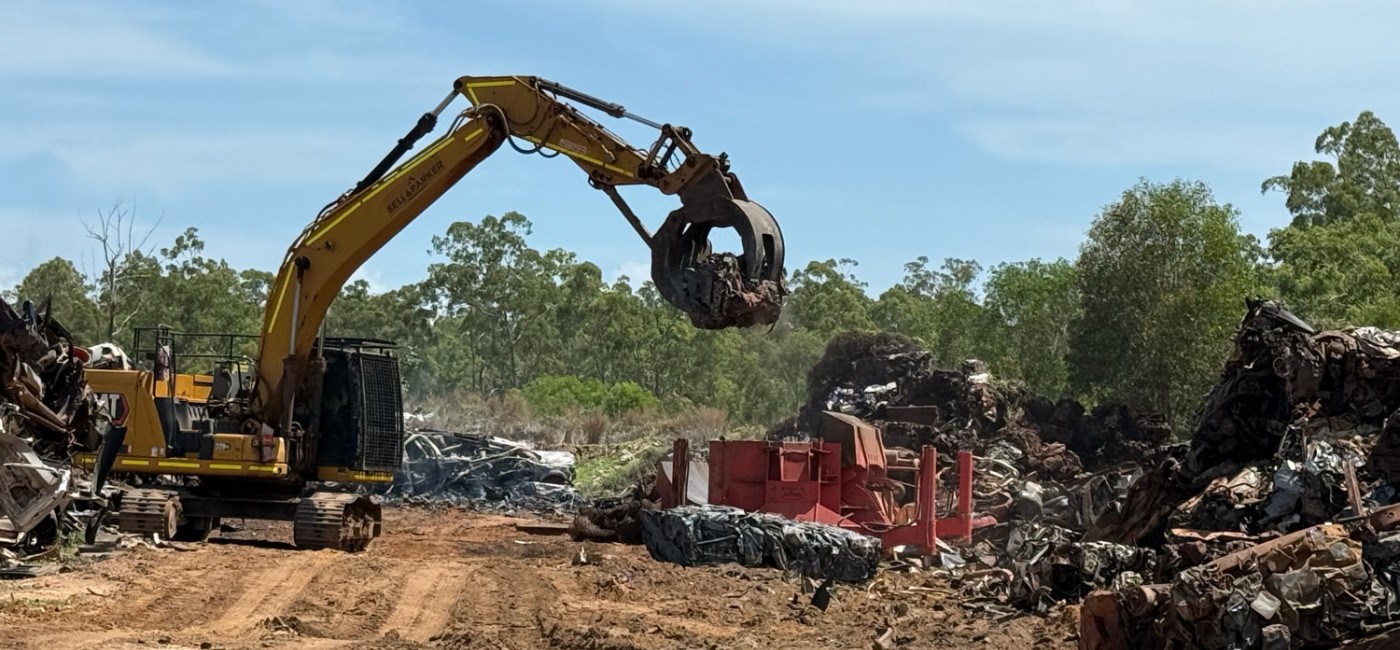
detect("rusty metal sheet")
(1370, 503), (1400, 533)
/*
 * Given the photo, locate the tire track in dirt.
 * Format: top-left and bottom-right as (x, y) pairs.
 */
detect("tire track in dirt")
(378, 563), (470, 641)
(6, 629), (133, 650)
(277, 554), (403, 640)
(201, 552), (335, 636)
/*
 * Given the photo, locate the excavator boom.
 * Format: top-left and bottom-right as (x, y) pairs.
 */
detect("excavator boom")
(254, 75), (786, 443)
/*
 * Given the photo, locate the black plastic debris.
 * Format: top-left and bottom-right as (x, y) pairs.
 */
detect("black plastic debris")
(377, 429), (581, 514)
(638, 505), (882, 583)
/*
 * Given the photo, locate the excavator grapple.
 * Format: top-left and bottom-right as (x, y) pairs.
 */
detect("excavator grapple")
(653, 168), (785, 329)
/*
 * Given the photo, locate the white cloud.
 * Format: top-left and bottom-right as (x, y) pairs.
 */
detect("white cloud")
(348, 267), (390, 294)
(0, 123), (386, 195)
(0, 2), (500, 87)
(608, 261), (650, 288)
(957, 117), (1310, 171)
(0, 4), (235, 80)
(568, 0), (1400, 170)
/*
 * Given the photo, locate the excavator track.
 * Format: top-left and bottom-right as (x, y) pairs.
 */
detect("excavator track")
(293, 492), (382, 552)
(116, 489), (182, 539)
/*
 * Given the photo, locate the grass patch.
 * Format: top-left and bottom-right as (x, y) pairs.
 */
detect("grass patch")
(572, 441), (667, 499)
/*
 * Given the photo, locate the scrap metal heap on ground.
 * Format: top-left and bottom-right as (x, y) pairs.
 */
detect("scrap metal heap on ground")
(371, 428), (581, 514)
(1076, 299), (1400, 649)
(17, 287), (1400, 647)
(0, 297), (107, 569)
(570, 328), (1177, 592)
(659, 300), (1400, 648)
(762, 329), (1174, 614)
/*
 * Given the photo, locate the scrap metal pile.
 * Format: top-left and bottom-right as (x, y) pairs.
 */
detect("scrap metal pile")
(374, 428), (582, 514)
(766, 331), (1172, 609)
(772, 304), (1400, 646)
(1074, 299), (1400, 648)
(774, 332), (1169, 478)
(0, 297), (106, 567)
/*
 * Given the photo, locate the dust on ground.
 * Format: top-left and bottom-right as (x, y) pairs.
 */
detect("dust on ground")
(0, 507), (1076, 650)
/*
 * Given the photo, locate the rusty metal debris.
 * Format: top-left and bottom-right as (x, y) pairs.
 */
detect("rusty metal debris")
(0, 297), (109, 563)
(1082, 523), (1400, 649)
(752, 332), (1182, 615)
(0, 297), (106, 454)
(761, 309), (1400, 646)
(672, 252), (785, 330)
(778, 332), (1167, 482)
(1071, 300), (1400, 648)
(1093, 299), (1400, 546)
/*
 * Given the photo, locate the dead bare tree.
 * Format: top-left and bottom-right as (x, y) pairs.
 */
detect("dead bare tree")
(82, 199), (162, 343)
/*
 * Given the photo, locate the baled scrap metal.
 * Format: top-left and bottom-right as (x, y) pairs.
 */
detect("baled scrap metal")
(637, 505), (882, 583)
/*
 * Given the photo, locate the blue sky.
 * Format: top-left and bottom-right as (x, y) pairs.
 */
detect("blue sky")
(3, 1), (1397, 296)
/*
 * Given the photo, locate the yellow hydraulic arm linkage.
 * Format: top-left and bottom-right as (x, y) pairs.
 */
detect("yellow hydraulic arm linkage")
(251, 75), (786, 465)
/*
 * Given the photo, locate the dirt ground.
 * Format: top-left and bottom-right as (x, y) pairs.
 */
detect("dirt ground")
(0, 507), (1077, 650)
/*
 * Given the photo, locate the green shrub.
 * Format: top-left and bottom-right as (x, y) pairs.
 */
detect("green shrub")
(522, 375), (659, 417)
(604, 381), (659, 416)
(521, 375), (607, 415)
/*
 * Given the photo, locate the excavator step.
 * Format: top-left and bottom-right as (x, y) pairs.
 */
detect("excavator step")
(292, 492), (381, 552)
(116, 489), (182, 539)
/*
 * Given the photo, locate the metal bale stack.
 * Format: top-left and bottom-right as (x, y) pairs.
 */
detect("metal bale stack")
(637, 505), (883, 583)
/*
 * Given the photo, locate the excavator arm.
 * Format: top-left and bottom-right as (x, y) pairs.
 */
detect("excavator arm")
(252, 75), (786, 449)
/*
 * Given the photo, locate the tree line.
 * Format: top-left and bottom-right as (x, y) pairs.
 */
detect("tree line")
(9, 111), (1400, 432)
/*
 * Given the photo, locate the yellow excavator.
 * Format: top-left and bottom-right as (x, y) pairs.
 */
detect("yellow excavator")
(74, 75), (786, 550)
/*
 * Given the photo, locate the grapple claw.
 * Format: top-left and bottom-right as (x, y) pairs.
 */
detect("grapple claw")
(650, 172), (786, 329)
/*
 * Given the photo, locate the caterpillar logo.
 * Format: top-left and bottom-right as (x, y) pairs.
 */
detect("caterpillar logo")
(95, 392), (129, 427)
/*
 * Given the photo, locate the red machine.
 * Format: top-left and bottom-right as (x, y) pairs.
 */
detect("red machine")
(658, 412), (990, 555)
